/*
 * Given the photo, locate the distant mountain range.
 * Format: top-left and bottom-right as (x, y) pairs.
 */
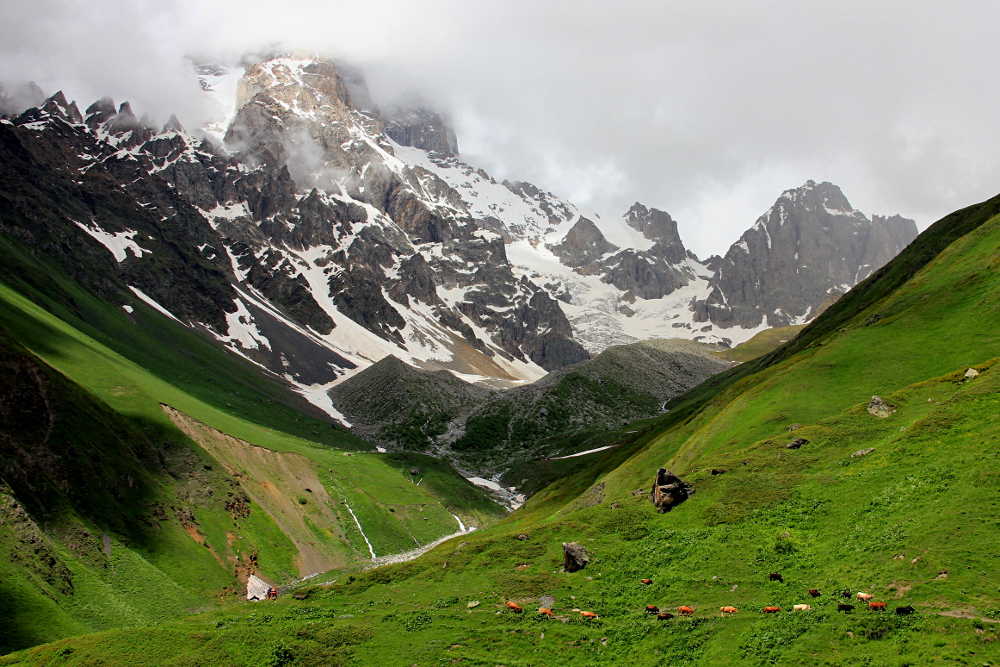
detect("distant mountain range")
(0, 57), (916, 425)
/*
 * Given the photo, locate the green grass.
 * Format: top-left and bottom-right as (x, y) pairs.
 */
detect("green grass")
(7, 197), (1000, 663)
(716, 325), (805, 363)
(0, 272), (503, 653)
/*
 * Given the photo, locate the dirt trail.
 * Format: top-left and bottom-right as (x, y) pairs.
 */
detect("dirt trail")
(162, 405), (350, 576)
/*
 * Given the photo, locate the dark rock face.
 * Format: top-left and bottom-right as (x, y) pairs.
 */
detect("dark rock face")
(562, 542), (590, 572)
(547, 217), (618, 268)
(693, 181), (917, 329)
(384, 105), (459, 155)
(624, 203), (687, 263)
(600, 250), (690, 300)
(650, 468), (694, 513)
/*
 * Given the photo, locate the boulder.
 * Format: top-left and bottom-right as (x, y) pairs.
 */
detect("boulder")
(867, 396), (895, 418)
(562, 542), (590, 572)
(965, 368), (980, 379)
(650, 468), (694, 513)
(786, 438), (808, 449)
(851, 448), (875, 458)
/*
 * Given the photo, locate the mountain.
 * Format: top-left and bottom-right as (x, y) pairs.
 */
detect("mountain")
(692, 180), (918, 328)
(332, 339), (732, 472)
(5, 183), (997, 664)
(0, 59), (917, 433)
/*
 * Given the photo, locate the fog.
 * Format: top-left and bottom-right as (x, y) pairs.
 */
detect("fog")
(2, 0), (997, 257)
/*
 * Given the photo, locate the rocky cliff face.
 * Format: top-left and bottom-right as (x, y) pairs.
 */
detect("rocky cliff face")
(384, 106), (459, 155)
(0, 58), (593, 429)
(692, 181), (917, 329)
(0, 58), (918, 423)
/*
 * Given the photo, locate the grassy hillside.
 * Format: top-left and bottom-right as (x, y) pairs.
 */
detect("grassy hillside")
(0, 272), (503, 654)
(6, 193), (1000, 664)
(715, 325), (805, 363)
(333, 338), (730, 474)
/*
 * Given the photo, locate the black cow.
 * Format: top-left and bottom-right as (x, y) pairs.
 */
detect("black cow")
(769, 573), (784, 582)
(838, 604), (855, 613)
(895, 605), (915, 616)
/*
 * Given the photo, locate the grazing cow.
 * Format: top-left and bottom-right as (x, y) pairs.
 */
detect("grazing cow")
(792, 604), (811, 611)
(657, 612), (675, 621)
(842, 589), (852, 599)
(762, 606), (781, 614)
(838, 604), (855, 613)
(641, 579), (653, 585)
(645, 605), (659, 614)
(505, 601), (523, 613)
(719, 606), (738, 616)
(857, 592), (873, 602)
(580, 611), (597, 619)
(808, 589), (821, 598)
(538, 608), (555, 617)
(868, 601), (887, 612)
(895, 605), (915, 616)
(769, 573), (784, 582)
(678, 606), (695, 616)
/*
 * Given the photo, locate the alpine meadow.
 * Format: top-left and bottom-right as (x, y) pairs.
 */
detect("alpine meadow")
(2, 8), (1000, 666)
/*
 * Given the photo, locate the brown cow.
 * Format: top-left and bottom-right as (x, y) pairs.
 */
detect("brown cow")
(641, 579), (653, 585)
(769, 573), (784, 582)
(762, 606), (781, 613)
(645, 605), (659, 614)
(505, 601), (523, 613)
(808, 589), (821, 598)
(868, 601), (887, 612)
(580, 611), (598, 619)
(719, 606), (738, 616)
(857, 592), (873, 602)
(538, 608), (555, 617)
(657, 612), (675, 620)
(678, 606), (694, 616)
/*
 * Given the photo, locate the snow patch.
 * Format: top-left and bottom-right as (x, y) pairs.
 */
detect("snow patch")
(75, 221), (150, 262)
(128, 286), (182, 323)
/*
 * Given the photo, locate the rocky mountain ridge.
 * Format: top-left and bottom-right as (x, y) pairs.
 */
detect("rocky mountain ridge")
(0, 60), (915, 424)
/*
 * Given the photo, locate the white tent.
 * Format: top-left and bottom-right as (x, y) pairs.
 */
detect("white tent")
(246, 574), (271, 600)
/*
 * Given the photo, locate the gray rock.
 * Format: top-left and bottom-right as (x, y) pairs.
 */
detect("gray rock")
(867, 396), (896, 418)
(786, 438), (808, 449)
(851, 448), (875, 458)
(965, 368), (980, 378)
(562, 542), (590, 572)
(693, 181), (918, 329)
(546, 217), (618, 268)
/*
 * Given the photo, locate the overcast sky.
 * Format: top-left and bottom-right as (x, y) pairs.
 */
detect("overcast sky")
(2, 0), (997, 257)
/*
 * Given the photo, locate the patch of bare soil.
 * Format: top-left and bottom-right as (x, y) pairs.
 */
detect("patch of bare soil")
(162, 405), (351, 576)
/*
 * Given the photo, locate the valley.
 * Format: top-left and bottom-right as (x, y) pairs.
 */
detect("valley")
(0, 54), (994, 666)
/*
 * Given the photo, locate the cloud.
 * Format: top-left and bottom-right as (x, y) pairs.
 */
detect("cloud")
(2, 0), (999, 256)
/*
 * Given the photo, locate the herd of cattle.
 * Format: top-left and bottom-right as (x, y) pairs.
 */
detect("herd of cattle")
(505, 573), (917, 620)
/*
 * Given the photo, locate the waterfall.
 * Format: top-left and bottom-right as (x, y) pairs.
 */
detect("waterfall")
(343, 500), (377, 559)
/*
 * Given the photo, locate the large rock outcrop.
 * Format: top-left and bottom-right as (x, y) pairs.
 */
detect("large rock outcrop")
(692, 181), (917, 329)
(650, 468), (694, 513)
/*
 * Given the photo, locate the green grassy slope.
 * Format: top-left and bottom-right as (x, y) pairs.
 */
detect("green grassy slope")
(0, 235), (360, 449)
(0, 272), (503, 654)
(7, 194), (1000, 665)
